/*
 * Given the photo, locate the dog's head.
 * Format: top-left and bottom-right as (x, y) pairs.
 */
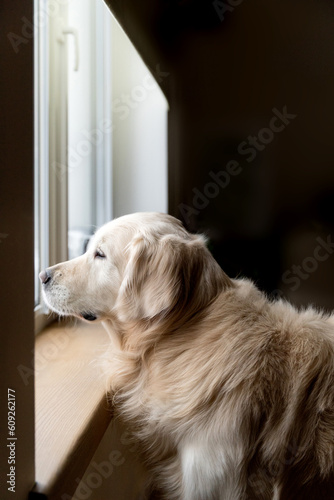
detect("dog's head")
(40, 212), (231, 324)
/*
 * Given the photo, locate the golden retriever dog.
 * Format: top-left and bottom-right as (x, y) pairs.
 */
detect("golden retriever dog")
(40, 212), (334, 500)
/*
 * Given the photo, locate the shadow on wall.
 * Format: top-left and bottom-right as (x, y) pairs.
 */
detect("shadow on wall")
(105, 0), (334, 311)
(164, 0), (334, 311)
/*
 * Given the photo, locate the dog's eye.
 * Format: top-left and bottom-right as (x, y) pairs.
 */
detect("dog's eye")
(94, 249), (106, 259)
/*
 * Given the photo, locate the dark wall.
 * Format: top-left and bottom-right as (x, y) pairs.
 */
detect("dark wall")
(105, 0), (334, 310)
(0, 1), (35, 498)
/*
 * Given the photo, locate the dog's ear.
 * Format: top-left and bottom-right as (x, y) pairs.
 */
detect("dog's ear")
(115, 232), (231, 322)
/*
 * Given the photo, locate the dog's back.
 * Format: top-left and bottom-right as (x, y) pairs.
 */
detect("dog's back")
(112, 280), (334, 499)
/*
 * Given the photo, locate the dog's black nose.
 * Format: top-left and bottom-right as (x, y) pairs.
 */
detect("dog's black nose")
(39, 269), (51, 285)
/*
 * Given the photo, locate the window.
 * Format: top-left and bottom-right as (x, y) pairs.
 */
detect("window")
(34, 0), (113, 332)
(34, 0), (168, 333)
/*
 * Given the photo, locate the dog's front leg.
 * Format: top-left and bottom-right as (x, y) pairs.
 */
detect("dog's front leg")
(179, 440), (248, 500)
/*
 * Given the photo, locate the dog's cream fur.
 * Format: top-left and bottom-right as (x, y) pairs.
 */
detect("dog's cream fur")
(41, 212), (334, 499)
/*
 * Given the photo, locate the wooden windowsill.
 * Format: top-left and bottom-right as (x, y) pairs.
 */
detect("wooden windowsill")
(30, 320), (113, 500)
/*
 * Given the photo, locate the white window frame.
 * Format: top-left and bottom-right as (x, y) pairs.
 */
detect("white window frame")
(34, 0), (113, 334)
(35, 0), (69, 334)
(34, 0), (52, 333)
